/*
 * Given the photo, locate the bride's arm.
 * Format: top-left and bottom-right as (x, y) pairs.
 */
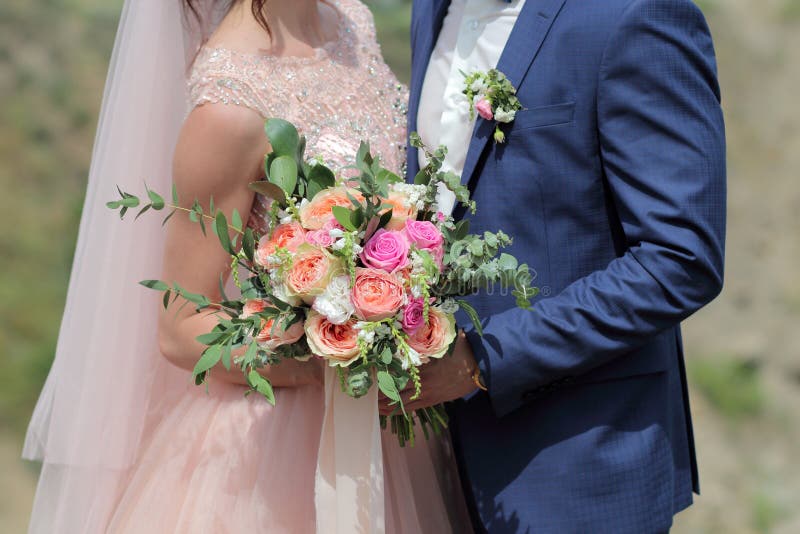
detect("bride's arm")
(158, 104), (323, 388)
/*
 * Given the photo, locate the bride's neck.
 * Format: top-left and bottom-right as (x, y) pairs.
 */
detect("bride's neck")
(216, 0), (334, 55)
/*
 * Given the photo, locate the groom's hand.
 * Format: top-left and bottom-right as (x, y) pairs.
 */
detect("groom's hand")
(379, 331), (480, 415)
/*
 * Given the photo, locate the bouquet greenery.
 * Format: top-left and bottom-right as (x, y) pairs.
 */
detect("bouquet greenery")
(107, 119), (537, 445)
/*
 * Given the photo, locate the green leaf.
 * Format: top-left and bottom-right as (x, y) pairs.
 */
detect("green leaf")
(248, 370), (276, 405)
(231, 209), (243, 232)
(331, 205), (357, 231)
(454, 219), (470, 240)
(248, 180), (287, 204)
(413, 170), (430, 186)
(265, 118), (300, 156)
(215, 212), (234, 254)
(380, 347), (393, 365)
(134, 204), (151, 220)
(221, 338), (233, 371)
(241, 341), (259, 366)
(377, 370), (401, 402)
(377, 208), (393, 230)
(162, 209), (177, 226)
(162, 290), (171, 309)
(196, 332), (224, 345)
(469, 240), (484, 257)
(193, 345), (223, 377)
(139, 279), (170, 291)
(106, 200), (121, 209)
(172, 182), (179, 203)
(269, 156), (298, 196)
(242, 228), (255, 262)
(497, 253), (518, 271)
(456, 299), (483, 337)
(147, 188), (165, 210)
(119, 196), (140, 208)
(307, 164), (336, 199)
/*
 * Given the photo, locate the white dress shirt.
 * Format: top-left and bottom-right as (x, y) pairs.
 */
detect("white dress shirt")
(417, 0), (526, 214)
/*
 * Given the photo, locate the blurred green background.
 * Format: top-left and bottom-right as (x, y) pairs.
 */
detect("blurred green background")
(1, 0), (799, 532)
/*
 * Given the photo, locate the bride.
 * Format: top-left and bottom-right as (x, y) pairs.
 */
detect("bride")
(23, 0), (472, 532)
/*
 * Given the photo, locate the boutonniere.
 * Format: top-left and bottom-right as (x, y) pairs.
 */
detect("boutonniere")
(462, 69), (522, 143)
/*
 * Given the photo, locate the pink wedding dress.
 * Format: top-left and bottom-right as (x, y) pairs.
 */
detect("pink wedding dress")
(95, 1), (473, 532)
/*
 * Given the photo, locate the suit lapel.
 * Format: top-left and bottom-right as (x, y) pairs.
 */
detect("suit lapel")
(459, 0), (567, 188)
(407, 0), (450, 180)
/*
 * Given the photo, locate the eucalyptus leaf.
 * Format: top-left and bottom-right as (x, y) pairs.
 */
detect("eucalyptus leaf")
(265, 118), (300, 156)
(147, 188), (165, 210)
(248, 180), (287, 204)
(269, 156), (298, 196)
(139, 279), (170, 291)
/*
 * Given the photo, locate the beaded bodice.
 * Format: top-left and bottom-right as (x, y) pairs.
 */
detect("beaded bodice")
(187, 0), (409, 178)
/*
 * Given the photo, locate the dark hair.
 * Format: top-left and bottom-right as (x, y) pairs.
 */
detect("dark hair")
(184, 0), (272, 37)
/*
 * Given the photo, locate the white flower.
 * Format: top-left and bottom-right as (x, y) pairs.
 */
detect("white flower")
(351, 243), (363, 254)
(438, 298), (459, 315)
(331, 238), (347, 251)
(358, 328), (376, 345)
(470, 79), (488, 93)
(328, 228), (345, 239)
(271, 281), (302, 307)
(313, 275), (355, 324)
(494, 107), (516, 123)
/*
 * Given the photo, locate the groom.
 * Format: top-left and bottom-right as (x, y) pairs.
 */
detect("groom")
(400, 0), (726, 532)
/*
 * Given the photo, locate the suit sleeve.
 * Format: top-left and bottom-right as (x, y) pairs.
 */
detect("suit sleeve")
(466, 0), (727, 417)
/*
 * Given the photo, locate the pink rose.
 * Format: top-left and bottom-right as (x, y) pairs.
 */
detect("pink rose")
(401, 298), (426, 335)
(436, 211), (446, 222)
(359, 229), (410, 273)
(475, 98), (493, 121)
(351, 268), (406, 321)
(305, 219), (343, 248)
(304, 311), (360, 366)
(404, 220), (445, 268)
(406, 307), (457, 360)
(255, 222), (306, 267)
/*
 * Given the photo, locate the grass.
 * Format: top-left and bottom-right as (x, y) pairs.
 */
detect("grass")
(752, 490), (783, 533)
(688, 356), (765, 420)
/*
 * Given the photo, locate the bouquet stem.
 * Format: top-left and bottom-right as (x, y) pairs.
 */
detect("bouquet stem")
(381, 404), (449, 447)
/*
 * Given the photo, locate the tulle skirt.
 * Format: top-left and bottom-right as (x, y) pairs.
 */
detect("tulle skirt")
(29, 376), (473, 533)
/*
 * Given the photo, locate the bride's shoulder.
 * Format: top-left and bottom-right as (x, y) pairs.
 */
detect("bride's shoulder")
(187, 47), (273, 119)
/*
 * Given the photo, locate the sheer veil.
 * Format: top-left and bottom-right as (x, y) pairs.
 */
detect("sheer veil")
(22, 0), (224, 530)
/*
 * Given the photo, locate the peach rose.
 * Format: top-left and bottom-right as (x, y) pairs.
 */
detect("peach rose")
(241, 298), (304, 350)
(381, 191), (418, 231)
(255, 221), (306, 267)
(299, 187), (364, 230)
(351, 268), (405, 321)
(406, 307), (456, 360)
(285, 245), (343, 301)
(304, 310), (360, 366)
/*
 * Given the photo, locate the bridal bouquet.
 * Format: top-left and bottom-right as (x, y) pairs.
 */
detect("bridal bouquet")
(107, 119), (537, 445)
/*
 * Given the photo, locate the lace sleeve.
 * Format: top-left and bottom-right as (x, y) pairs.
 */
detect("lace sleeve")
(187, 48), (269, 117)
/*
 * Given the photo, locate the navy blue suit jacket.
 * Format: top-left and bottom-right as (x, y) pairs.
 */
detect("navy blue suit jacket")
(407, 0), (726, 532)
